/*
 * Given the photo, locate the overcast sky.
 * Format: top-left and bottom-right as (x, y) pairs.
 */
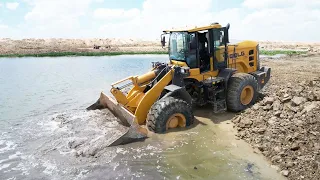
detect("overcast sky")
(0, 0), (319, 42)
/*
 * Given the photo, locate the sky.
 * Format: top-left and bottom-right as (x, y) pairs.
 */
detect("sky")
(0, 0), (319, 42)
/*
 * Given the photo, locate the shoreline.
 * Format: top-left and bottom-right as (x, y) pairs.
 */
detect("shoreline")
(0, 50), (308, 58)
(0, 38), (318, 58)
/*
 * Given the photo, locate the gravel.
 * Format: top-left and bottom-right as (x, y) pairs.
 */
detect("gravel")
(232, 77), (320, 180)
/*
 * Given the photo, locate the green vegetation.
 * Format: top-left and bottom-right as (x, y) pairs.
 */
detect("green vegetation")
(260, 50), (307, 56)
(0, 50), (308, 58)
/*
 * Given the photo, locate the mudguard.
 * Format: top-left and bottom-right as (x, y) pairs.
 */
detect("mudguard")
(163, 84), (192, 105)
(218, 68), (237, 88)
(250, 66), (271, 91)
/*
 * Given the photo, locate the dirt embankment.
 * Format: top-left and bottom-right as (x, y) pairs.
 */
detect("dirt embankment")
(232, 56), (320, 180)
(0, 38), (163, 55)
(259, 41), (320, 54)
(1, 38), (320, 55)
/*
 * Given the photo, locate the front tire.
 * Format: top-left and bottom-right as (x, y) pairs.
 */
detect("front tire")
(146, 97), (194, 133)
(227, 73), (258, 112)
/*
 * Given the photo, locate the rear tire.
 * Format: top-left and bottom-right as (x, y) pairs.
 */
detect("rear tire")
(146, 97), (194, 133)
(227, 73), (258, 112)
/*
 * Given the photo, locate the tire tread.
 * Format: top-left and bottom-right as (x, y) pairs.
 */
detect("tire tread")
(146, 97), (194, 133)
(227, 73), (258, 112)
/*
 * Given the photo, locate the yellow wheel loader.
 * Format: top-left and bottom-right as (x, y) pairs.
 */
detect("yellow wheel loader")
(87, 23), (271, 146)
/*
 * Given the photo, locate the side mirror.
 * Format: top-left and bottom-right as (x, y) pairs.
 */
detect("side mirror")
(224, 23), (230, 44)
(161, 35), (166, 47)
(226, 23), (230, 30)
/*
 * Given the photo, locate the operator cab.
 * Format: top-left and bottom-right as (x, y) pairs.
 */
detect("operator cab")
(161, 23), (230, 73)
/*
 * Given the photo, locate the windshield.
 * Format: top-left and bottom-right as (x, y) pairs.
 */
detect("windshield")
(169, 32), (188, 61)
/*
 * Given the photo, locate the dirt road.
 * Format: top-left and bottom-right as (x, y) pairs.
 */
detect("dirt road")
(233, 55), (320, 179)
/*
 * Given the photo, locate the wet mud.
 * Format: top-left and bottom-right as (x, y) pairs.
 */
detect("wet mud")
(1, 107), (286, 180)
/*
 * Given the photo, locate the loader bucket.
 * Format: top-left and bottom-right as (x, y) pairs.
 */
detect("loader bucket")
(87, 92), (148, 146)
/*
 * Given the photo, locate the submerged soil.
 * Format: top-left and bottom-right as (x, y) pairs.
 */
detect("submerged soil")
(232, 55), (320, 179)
(39, 108), (286, 180)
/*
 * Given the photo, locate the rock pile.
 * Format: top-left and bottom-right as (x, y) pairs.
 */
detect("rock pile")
(232, 78), (320, 180)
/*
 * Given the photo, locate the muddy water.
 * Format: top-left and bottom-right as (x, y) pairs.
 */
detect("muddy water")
(0, 55), (284, 180)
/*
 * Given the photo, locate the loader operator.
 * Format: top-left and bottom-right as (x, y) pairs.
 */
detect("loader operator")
(186, 34), (197, 68)
(186, 33), (210, 71)
(199, 33), (210, 71)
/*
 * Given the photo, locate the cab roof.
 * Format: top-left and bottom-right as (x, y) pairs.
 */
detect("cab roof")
(163, 23), (222, 33)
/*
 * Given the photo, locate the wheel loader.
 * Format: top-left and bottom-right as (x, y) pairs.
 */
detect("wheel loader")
(87, 23), (271, 146)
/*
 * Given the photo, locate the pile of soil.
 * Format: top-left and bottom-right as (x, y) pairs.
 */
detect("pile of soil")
(232, 64), (320, 179)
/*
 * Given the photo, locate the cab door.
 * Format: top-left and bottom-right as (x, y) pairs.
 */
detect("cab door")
(208, 28), (228, 71)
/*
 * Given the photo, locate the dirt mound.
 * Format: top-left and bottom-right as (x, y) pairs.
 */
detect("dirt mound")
(232, 78), (320, 179)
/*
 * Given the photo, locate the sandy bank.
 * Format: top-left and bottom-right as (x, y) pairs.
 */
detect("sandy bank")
(0, 38), (319, 56)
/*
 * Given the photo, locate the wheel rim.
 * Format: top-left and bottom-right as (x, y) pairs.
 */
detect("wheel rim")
(240, 85), (254, 105)
(166, 113), (186, 130)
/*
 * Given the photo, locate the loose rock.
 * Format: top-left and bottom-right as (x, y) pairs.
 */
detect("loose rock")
(281, 170), (290, 177)
(291, 96), (306, 106)
(264, 97), (275, 105)
(273, 100), (281, 111)
(239, 118), (252, 128)
(291, 143), (300, 151)
(232, 78), (320, 180)
(302, 102), (319, 113)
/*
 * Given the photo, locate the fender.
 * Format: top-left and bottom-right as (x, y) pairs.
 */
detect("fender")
(162, 84), (192, 105)
(250, 66), (271, 91)
(218, 68), (237, 88)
